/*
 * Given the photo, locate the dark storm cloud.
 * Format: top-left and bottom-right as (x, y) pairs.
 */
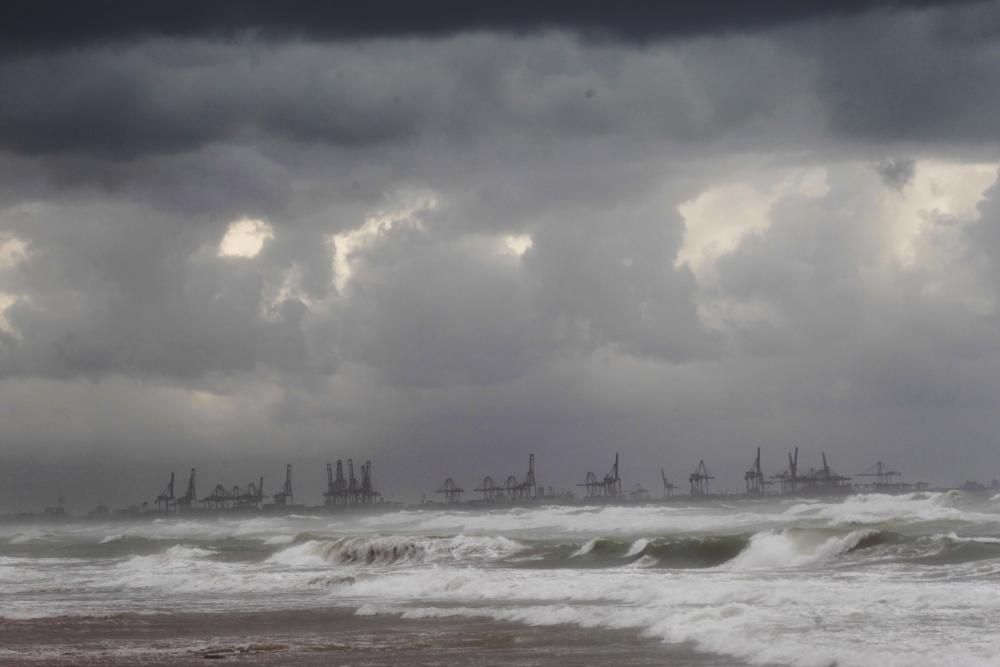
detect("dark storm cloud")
(0, 0), (970, 55)
(875, 158), (916, 191)
(789, 3), (1000, 146)
(0, 32), (776, 381)
(524, 203), (720, 362)
(966, 173), (1000, 287)
(4, 0), (997, 163)
(715, 164), (1000, 389)
(0, 46), (426, 158)
(714, 169), (884, 344)
(340, 232), (546, 387)
(0, 32), (819, 159)
(0, 201), (320, 381)
(2, 3), (1000, 510)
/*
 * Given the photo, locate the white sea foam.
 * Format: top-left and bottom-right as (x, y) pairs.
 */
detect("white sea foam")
(624, 538), (650, 558)
(142, 544), (215, 562)
(941, 532), (1000, 544)
(8, 531), (54, 544)
(724, 529), (878, 569)
(783, 491), (999, 528)
(268, 535), (524, 567)
(344, 563), (1000, 667)
(5, 497), (1000, 666)
(570, 538), (600, 558)
(358, 492), (1000, 540)
(359, 503), (772, 536)
(625, 554), (660, 568)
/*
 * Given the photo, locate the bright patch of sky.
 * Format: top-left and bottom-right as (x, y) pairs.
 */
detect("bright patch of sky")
(218, 218), (274, 258)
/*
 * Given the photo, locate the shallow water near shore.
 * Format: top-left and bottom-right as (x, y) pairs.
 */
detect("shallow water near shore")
(2, 491), (999, 665)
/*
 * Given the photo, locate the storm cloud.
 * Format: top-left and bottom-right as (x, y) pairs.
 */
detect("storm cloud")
(1, 2), (1000, 510)
(0, 0), (972, 54)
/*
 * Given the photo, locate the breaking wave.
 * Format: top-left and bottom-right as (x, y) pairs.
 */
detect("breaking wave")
(538, 531), (907, 569)
(559, 535), (751, 568)
(781, 490), (1000, 529)
(268, 535), (525, 567)
(623, 538), (649, 558)
(724, 529), (882, 569)
(264, 529), (1000, 571)
(5, 494), (1000, 667)
(122, 544), (216, 567)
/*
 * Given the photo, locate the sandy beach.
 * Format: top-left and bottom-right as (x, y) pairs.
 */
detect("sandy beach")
(0, 607), (738, 666)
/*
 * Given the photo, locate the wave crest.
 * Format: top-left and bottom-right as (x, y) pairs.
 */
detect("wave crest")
(725, 529), (883, 569)
(268, 535), (525, 567)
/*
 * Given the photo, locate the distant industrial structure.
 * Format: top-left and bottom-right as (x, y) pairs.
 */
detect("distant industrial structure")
(436, 478), (464, 503)
(856, 461), (915, 493)
(689, 460), (714, 496)
(139, 460), (382, 515)
(5, 445), (952, 522)
(420, 443), (938, 513)
(427, 448), (931, 509)
(145, 448), (930, 515)
(661, 469), (676, 498)
(272, 464), (295, 507)
(324, 459), (381, 506)
(435, 454), (542, 506)
(768, 449), (852, 496)
(744, 448), (770, 495)
(577, 453), (622, 499)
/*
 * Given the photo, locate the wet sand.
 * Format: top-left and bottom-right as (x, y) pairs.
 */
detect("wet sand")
(0, 608), (747, 666)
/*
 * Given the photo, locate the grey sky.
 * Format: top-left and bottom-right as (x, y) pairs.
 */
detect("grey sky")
(1, 2), (999, 509)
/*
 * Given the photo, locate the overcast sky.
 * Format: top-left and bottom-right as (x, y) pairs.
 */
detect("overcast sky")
(2, 1), (1000, 510)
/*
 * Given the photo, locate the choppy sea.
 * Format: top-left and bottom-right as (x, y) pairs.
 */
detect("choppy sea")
(2, 491), (999, 665)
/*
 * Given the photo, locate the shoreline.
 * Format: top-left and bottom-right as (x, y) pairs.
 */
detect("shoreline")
(0, 607), (749, 666)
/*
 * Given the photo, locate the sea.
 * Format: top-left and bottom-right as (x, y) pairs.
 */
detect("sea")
(1, 491), (999, 666)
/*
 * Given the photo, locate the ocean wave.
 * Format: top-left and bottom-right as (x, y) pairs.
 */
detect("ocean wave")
(7, 532), (56, 545)
(624, 538), (650, 558)
(901, 533), (1000, 567)
(361, 599), (1000, 667)
(6, 506), (1000, 667)
(782, 490), (1000, 529)
(358, 503), (770, 536)
(268, 535), (525, 567)
(557, 535), (751, 569)
(941, 532), (1000, 545)
(345, 563), (1000, 667)
(354, 492), (1000, 541)
(724, 529), (881, 569)
(553, 531), (898, 570)
(569, 537), (605, 558)
(123, 544), (217, 567)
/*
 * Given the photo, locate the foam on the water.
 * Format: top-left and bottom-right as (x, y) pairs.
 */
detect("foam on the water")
(624, 537), (650, 558)
(3, 492), (1000, 666)
(268, 534), (525, 567)
(723, 528), (879, 569)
